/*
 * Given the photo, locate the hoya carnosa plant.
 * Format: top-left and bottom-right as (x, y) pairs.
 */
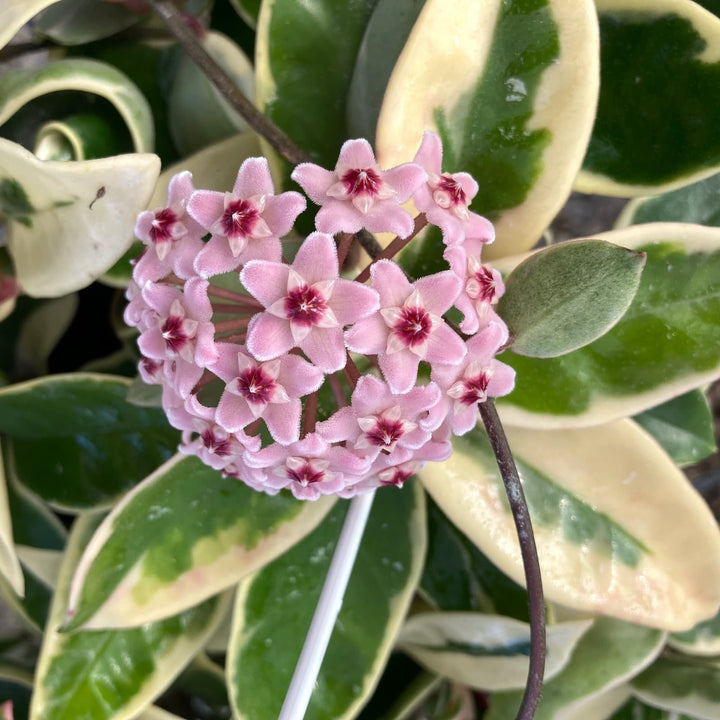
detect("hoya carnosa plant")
(125, 134), (515, 501)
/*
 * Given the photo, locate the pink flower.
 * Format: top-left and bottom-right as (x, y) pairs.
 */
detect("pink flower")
(187, 157), (306, 277)
(344, 260), (465, 393)
(245, 433), (370, 500)
(210, 343), (323, 445)
(337, 448), (426, 498)
(133, 171), (205, 282)
(241, 232), (379, 372)
(445, 237), (505, 334)
(291, 139), (427, 238)
(412, 132), (495, 246)
(315, 375), (441, 460)
(428, 322), (516, 436)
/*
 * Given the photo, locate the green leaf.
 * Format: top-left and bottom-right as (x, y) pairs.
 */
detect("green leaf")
(608, 698), (671, 720)
(33, 115), (127, 161)
(631, 655), (720, 720)
(229, 0), (261, 27)
(376, 0), (599, 261)
(0, 374), (179, 511)
(633, 390), (716, 466)
(228, 484), (426, 720)
(0, 554), (54, 633)
(670, 605), (720, 656)
(65, 454), (334, 630)
(0, 139), (159, 298)
(617, 171), (720, 229)
(497, 224), (720, 427)
(0, 442), (23, 597)
(421, 420), (720, 630)
(421, 496), (529, 621)
(346, 0), (425, 144)
(498, 240), (645, 358)
(168, 32), (254, 156)
(0, 0), (61, 51)
(398, 612), (592, 690)
(31, 514), (231, 720)
(577, 0), (720, 196)
(33, 0), (139, 45)
(0, 58), (154, 153)
(485, 618), (665, 720)
(255, 0), (378, 171)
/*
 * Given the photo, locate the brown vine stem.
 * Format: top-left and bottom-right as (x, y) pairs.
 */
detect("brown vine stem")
(478, 399), (546, 720)
(147, 0), (310, 166)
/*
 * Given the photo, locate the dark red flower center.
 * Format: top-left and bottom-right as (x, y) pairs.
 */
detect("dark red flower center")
(473, 266), (498, 302)
(149, 208), (177, 244)
(141, 356), (162, 378)
(393, 306), (432, 348)
(161, 315), (190, 354)
(365, 416), (407, 450)
(200, 429), (233, 456)
(287, 461), (325, 487)
(222, 199), (260, 239)
(341, 167), (382, 197)
(437, 174), (466, 206)
(379, 466), (415, 487)
(459, 371), (491, 405)
(237, 366), (276, 405)
(284, 285), (328, 326)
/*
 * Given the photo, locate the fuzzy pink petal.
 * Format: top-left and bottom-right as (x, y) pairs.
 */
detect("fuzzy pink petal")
(264, 399), (302, 445)
(467, 322), (508, 356)
(210, 343), (245, 382)
(235, 237), (282, 265)
(487, 361), (516, 398)
(290, 164), (337, 205)
(193, 235), (242, 278)
(184, 277), (212, 320)
(337, 138), (377, 170)
(167, 170), (195, 204)
(413, 131), (443, 174)
(425, 206), (465, 245)
(233, 157), (275, 197)
(240, 261), (290, 307)
(382, 163), (428, 202)
(413, 271), (462, 315)
(425, 323), (467, 365)
(315, 201), (363, 235)
(379, 350), (420, 394)
(456, 296), (481, 335)
(171, 237), (205, 279)
(216, 392), (255, 432)
(194, 324), (218, 367)
(172, 359), (204, 398)
(370, 260), (413, 307)
(292, 232), (338, 284)
(350, 375), (390, 416)
(344, 314), (387, 355)
(187, 190), (225, 230)
(138, 328), (166, 359)
(328, 279), (379, 325)
(134, 210), (156, 241)
(277, 355), (324, 397)
(263, 192), (306, 237)
(416, 438), (452, 462)
(299, 326), (346, 372)
(133, 249), (169, 284)
(363, 202), (415, 238)
(142, 282), (181, 315)
(453, 405), (480, 436)
(246, 313), (294, 360)
(467, 212), (496, 242)
(315, 407), (358, 443)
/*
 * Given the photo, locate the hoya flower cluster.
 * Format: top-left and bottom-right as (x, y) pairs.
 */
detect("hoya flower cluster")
(125, 133), (515, 500)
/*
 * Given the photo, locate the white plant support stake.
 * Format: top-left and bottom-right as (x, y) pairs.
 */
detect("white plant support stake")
(278, 489), (377, 720)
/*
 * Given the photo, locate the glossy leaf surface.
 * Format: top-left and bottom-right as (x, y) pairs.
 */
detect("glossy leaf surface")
(376, 0), (599, 259)
(578, 0), (720, 196)
(631, 655), (720, 720)
(33, 0), (139, 45)
(398, 612), (592, 690)
(421, 420), (720, 630)
(65, 454), (334, 630)
(633, 390), (716, 467)
(498, 224), (720, 428)
(0, 0), (61, 51)
(0, 443), (23, 597)
(31, 514), (230, 720)
(498, 240), (644, 358)
(670, 606), (720, 656)
(0, 140), (159, 297)
(485, 618), (664, 720)
(0, 374), (178, 511)
(228, 484), (426, 720)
